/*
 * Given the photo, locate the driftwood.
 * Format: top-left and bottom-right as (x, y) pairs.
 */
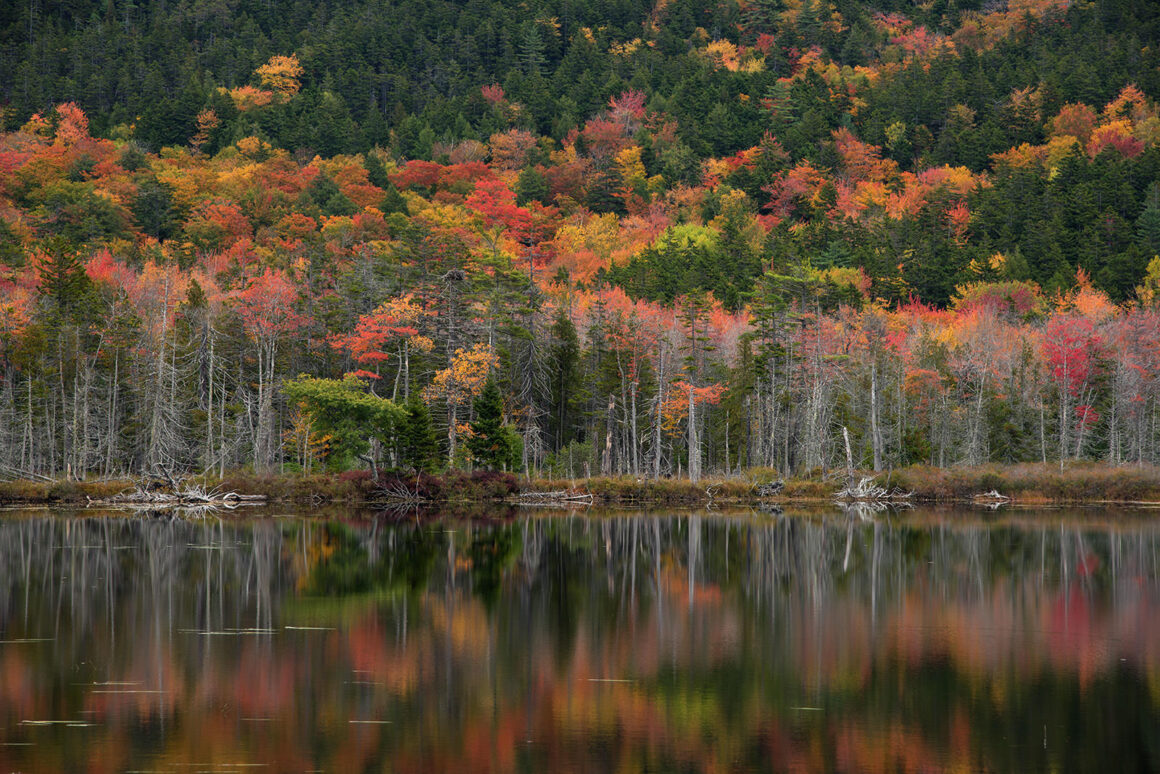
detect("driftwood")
(753, 480), (784, 497)
(517, 489), (594, 505)
(834, 476), (913, 502)
(376, 479), (430, 504)
(95, 481), (265, 511)
(973, 489), (1011, 508)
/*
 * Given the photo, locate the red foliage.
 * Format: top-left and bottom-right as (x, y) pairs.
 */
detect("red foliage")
(229, 268), (310, 341)
(389, 160), (443, 191)
(466, 178), (532, 239)
(481, 84), (506, 105)
(331, 296), (425, 366)
(754, 33), (776, 54)
(185, 200), (253, 250)
(1042, 315), (1102, 397)
(1086, 121), (1144, 159)
(1050, 103), (1098, 144)
(762, 162), (828, 224)
(581, 118), (632, 159)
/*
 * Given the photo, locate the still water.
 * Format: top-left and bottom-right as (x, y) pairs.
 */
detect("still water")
(0, 506), (1157, 773)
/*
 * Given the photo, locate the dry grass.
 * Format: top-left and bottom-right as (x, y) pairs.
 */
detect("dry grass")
(890, 463), (1160, 503)
(0, 478), (135, 504)
(7, 463), (1160, 508)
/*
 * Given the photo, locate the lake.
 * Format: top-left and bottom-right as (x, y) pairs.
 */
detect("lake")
(0, 505), (1157, 773)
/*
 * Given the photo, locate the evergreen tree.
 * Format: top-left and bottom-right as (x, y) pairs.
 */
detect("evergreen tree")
(0, 219), (24, 267)
(518, 21), (547, 78)
(400, 394), (440, 472)
(1137, 182), (1160, 259)
(131, 176), (180, 240)
(515, 166), (550, 206)
(36, 237), (95, 322)
(301, 172), (356, 217)
(468, 380), (522, 471)
(548, 311), (581, 449)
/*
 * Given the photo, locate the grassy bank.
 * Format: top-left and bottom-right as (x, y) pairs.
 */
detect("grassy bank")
(5, 463), (1160, 508)
(889, 463), (1160, 503)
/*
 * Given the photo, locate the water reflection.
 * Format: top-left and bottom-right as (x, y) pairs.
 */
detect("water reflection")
(0, 509), (1158, 772)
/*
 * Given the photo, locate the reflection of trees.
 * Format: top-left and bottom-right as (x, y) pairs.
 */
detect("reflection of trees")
(0, 511), (1158, 773)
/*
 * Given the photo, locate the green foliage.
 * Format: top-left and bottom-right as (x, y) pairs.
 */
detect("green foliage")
(607, 224), (760, 310)
(0, 219), (24, 267)
(547, 311), (582, 450)
(515, 166), (550, 207)
(301, 172), (356, 217)
(37, 181), (129, 244)
(35, 237), (96, 321)
(132, 176), (181, 240)
(284, 375), (405, 469)
(468, 380), (522, 472)
(400, 394), (441, 472)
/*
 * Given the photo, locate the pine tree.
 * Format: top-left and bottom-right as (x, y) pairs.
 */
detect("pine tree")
(468, 380), (522, 471)
(1137, 182), (1160, 259)
(548, 311), (581, 449)
(515, 166), (550, 207)
(401, 394), (440, 472)
(37, 237), (95, 321)
(742, 0), (782, 35)
(518, 21), (546, 78)
(0, 219), (24, 267)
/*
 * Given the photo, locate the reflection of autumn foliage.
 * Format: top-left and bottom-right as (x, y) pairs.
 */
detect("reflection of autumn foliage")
(1, 516), (1159, 773)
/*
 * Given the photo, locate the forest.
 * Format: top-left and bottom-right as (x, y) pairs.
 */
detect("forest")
(3, 0), (1160, 483)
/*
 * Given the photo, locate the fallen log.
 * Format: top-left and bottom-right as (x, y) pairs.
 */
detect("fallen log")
(753, 480), (784, 497)
(92, 482), (266, 510)
(517, 490), (594, 504)
(834, 476), (913, 502)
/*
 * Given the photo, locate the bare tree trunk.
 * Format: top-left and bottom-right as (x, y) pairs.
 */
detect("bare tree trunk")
(448, 402), (458, 465)
(631, 381), (639, 477)
(602, 395), (615, 475)
(870, 361), (883, 471)
(687, 384), (699, 484)
(843, 425), (855, 488)
(652, 388), (663, 479)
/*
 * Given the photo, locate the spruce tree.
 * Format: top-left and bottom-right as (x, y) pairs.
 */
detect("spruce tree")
(468, 380), (522, 471)
(401, 394), (440, 472)
(37, 237), (95, 321)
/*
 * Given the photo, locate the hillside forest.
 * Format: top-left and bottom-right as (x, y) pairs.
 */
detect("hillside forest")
(3, 0), (1160, 481)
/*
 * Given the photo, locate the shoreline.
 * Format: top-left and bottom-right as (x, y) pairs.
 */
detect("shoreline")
(4, 463), (1160, 509)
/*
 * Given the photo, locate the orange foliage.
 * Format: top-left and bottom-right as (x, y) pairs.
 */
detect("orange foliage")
(52, 103), (90, 146)
(229, 267), (309, 341)
(1050, 103), (1098, 145)
(223, 85), (275, 112)
(255, 54), (304, 97)
(489, 130), (539, 171)
(1087, 120), (1144, 159)
(424, 344), (497, 406)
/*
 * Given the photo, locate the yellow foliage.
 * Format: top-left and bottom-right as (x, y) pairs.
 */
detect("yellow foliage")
(220, 85), (274, 112)
(1045, 134), (1081, 172)
(255, 54), (304, 97)
(615, 146), (646, 184)
(424, 344), (497, 406)
(1136, 256), (1160, 306)
(609, 38), (644, 56)
(700, 39), (763, 73)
